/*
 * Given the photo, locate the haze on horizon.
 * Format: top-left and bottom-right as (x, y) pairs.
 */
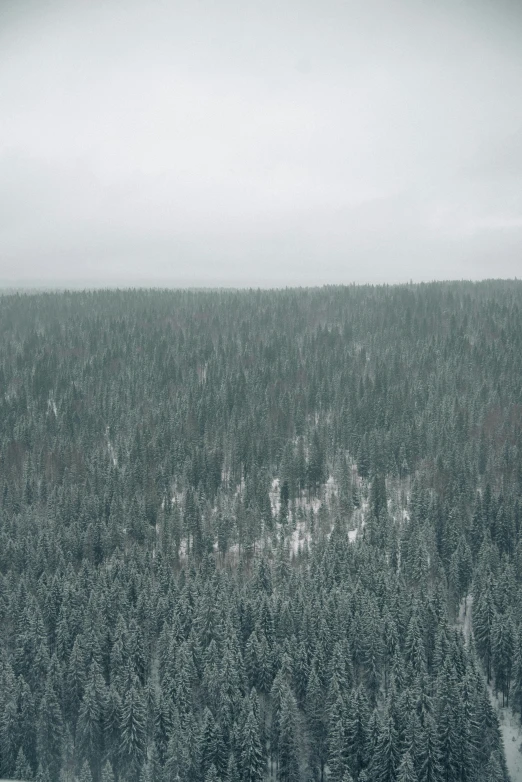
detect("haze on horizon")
(1, 0), (522, 288)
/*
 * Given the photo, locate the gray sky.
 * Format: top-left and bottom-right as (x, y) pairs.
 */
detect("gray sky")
(1, 0), (522, 287)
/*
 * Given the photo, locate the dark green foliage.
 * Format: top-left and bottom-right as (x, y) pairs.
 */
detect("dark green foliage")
(14, 747), (34, 781)
(240, 703), (264, 782)
(492, 611), (515, 706)
(76, 662), (105, 778)
(397, 751), (417, 782)
(473, 577), (496, 682)
(306, 665), (328, 780)
(278, 689), (300, 782)
(119, 676), (147, 781)
(36, 677), (63, 781)
(101, 760), (115, 782)
(79, 759), (93, 782)
(0, 283), (520, 781)
(371, 711), (401, 782)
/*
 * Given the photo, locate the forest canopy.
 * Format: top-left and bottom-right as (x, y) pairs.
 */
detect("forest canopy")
(0, 281), (521, 782)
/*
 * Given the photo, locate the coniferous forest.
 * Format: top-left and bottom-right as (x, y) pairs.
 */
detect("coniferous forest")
(1, 281), (522, 782)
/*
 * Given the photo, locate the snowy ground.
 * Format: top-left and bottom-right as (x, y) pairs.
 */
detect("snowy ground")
(171, 471), (374, 562)
(105, 426), (117, 466)
(458, 594), (473, 643)
(491, 689), (522, 782)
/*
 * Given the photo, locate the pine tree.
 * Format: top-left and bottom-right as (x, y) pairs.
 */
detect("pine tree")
(371, 711), (400, 782)
(328, 688), (348, 782)
(492, 611), (515, 706)
(306, 665), (327, 781)
(200, 706), (218, 778)
(240, 703), (264, 782)
(154, 691), (173, 765)
(382, 611), (399, 697)
(404, 605), (427, 680)
(278, 688), (300, 782)
(257, 633), (273, 695)
(101, 760), (115, 782)
(205, 762), (219, 782)
(139, 758), (154, 782)
(103, 684), (122, 770)
(436, 663), (458, 782)
(226, 751), (240, 782)
(77, 663), (105, 779)
(370, 472), (387, 520)
(511, 624), (522, 720)
(456, 670), (481, 782)
(16, 676), (37, 774)
(79, 760), (93, 782)
(473, 577), (496, 682)
(14, 747), (34, 780)
(245, 631), (260, 691)
(164, 723), (191, 782)
(308, 430), (326, 496)
(345, 686), (370, 778)
(397, 750), (418, 782)
(35, 765), (51, 782)
(119, 675), (147, 782)
(36, 677), (63, 782)
(482, 751), (505, 782)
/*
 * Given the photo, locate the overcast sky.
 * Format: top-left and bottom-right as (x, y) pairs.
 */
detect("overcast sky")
(1, 0), (521, 287)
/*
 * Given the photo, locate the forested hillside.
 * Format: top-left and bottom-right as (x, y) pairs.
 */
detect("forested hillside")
(1, 282), (521, 782)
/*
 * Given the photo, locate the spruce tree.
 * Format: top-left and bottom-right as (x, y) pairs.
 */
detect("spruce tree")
(240, 703), (264, 782)
(371, 711), (400, 782)
(492, 611), (515, 707)
(77, 664), (105, 779)
(101, 760), (115, 782)
(473, 577), (496, 682)
(278, 688), (300, 782)
(36, 677), (63, 782)
(345, 686), (370, 778)
(397, 750), (418, 782)
(79, 760), (93, 782)
(119, 675), (147, 782)
(306, 665), (327, 781)
(14, 747), (34, 781)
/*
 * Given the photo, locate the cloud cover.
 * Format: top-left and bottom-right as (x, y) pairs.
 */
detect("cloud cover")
(1, 0), (522, 286)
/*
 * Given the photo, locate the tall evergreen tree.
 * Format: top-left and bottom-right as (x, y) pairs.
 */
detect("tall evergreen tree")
(240, 703), (264, 782)
(36, 677), (63, 782)
(119, 675), (146, 782)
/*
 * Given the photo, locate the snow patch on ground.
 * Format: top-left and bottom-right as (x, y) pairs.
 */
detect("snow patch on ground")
(105, 426), (117, 466)
(107, 442), (117, 466)
(458, 594), (473, 644)
(289, 520), (309, 556)
(171, 491), (184, 507)
(270, 478), (281, 517)
(171, 471), (401, 561)
(490, 689), (522, 782)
